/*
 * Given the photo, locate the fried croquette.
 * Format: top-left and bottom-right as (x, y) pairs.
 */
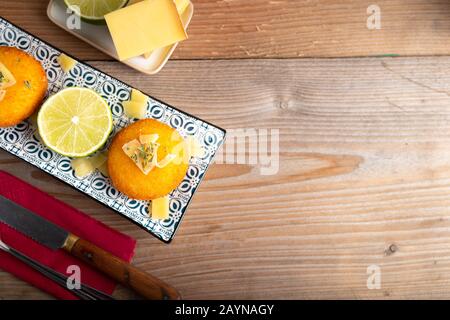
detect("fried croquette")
(108, 119), (189, 200)
(0, 46), (48, 127)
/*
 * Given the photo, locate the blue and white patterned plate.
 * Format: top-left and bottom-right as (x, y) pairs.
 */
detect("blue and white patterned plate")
(0, 17), (226, 243)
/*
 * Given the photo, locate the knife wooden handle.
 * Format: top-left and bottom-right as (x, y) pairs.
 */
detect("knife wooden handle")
(63, 234), (180, 300)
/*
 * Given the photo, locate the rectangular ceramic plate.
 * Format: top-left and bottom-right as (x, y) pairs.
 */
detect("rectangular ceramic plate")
(47, 0), (194, 75)
(0, 16), (226, 243)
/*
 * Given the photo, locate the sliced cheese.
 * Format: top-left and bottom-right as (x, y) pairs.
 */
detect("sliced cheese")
(71, 152), (108, 178)
(0, 62), (16, 89)
(186, 136), (205, 158)
(89, 152), (108, 168)
(151, 196), (170, 220)
(29, 111), (38, 128)
(131, 89), (148, 103)
(72, 158), (96, 178)
(123, 134), (178, 174)
(123, 100), (147, 119)
(122, 139), (141, 157)
(170, 136), (189, 165)
(105, 0), (187, 61)
(156, 154), (176, 168)
(174, 0), (190, 14)
(28, 112), (44, 143)
(128, 0), (189, 13)
(98, 162), (109, 177)
(171, 136), (204, 165)
(140, 134), (159, 144)
(58, 53), (77, 73)
(122, 138), (158, 175)
(143, 0), (190, 59)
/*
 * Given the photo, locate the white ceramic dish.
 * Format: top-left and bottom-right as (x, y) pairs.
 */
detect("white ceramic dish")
(47, 0), (193, 74)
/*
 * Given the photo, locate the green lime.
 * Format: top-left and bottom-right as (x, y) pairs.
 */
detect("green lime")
(38, 87), (113, 158)
(64, 0), (129, 22)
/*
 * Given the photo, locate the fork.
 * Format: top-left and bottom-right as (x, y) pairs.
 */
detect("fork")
(0, 237), (114, 300)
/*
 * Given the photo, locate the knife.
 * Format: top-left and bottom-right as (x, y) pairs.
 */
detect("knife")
(0, 195), (180, 300)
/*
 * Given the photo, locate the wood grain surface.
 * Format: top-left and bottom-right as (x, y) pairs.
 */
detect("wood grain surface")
(3, 58), (450, 299)
(2, 0), (450, 60)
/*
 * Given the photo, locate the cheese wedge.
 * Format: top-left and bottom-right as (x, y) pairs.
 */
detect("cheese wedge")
(151, 196), (170, 220)
(105, 0), (187, 61)
(58, 53), (77, 73)
(123, 100), (147, 119)
(143, 0), (190, 59)
(0, 62), (16, 89)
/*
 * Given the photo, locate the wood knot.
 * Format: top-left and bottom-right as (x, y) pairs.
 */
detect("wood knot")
(278, 100), (290, 110)
(385, 244), (398, 256)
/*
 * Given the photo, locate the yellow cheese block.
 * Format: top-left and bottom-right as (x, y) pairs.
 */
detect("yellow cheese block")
(143, 0), (190, 59)
(128, 0), (188, 14)
(140, 134), (159, 144)
(186, 136), (205, 158)
(57, 53), (77, 73)
(28, 111), (44, 143)
(98, 162), (109, 177)
(123, 100), (147, 119)
(89, 152), (108, 168)
(105, 0), (187, 61)
(156, 154), (176, 168)
(151, 196), (170, 220)
(174, 0), (190, 14)
(131, 88), (148, 103)
(71, 152), (108, 178)
(72, 158), (96, 178)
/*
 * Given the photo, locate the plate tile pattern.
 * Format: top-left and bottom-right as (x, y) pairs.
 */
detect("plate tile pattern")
(0, 17), (225, 242)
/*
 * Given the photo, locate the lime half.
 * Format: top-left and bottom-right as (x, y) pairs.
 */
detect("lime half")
(64, 0), (129, 21)
(38, 87), (113, 158)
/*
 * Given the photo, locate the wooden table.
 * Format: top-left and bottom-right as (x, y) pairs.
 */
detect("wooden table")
(2, 0), (450, 299)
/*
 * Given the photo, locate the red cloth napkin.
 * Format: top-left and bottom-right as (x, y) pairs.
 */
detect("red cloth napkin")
(0, 170), (136, 299)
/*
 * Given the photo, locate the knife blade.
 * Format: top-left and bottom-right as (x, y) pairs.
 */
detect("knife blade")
(0, 195), (180, 300)
(0, 195), (68, 250)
